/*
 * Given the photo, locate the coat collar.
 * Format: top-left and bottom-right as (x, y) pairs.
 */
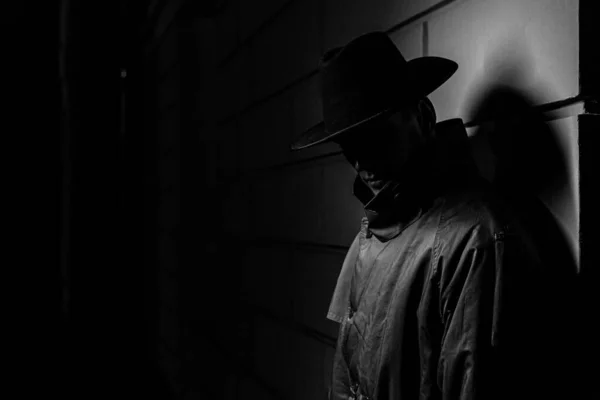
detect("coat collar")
(353, 118), (479, 241)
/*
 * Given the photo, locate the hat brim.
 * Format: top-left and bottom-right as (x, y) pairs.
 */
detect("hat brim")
(290, 56), (458, 151)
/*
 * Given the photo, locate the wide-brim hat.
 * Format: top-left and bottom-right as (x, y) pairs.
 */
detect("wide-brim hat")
(290, 31), (458, 151)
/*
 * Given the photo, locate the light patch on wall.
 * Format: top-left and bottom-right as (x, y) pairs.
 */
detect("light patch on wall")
(462, 29), (556, 120)
(541, 116), (580, 266)
(426, 0), (580, 267)
(428, 0), (578, 121)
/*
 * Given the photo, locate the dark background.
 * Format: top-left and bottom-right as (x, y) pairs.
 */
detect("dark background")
(9, 0), (596, 398)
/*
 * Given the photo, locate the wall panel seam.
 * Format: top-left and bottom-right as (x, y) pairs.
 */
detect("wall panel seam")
(233, 236), (350, 254)
(251, 303), (337, 348)
(219, 0), (295, 69)
(215, 0), (461, 125)
(216, 94), (591, 184)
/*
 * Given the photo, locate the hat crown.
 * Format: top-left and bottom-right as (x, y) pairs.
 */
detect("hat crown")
(319, 32), (415, 134)
(289, 31), (458, 151)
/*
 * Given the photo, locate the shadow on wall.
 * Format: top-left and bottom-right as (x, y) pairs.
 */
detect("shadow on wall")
(465, 37), (578, 276)
(462, 39), (586, 396)
(468, 85), (570, 200)
(466, 34), (571, 196)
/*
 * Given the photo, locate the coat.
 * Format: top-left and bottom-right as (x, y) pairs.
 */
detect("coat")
(326, 119), (581, 400)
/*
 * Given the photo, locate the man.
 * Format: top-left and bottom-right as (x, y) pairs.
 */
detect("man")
(290, 32), (579, 400)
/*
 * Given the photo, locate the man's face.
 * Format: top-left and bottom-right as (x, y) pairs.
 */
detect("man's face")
(335, 107), (424, 195)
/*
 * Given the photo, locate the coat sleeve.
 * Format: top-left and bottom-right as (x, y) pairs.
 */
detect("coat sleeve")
(327, 232), (361, 323)
(435, 224), (579, 400)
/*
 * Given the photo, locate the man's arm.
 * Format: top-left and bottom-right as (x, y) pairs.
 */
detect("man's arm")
(435, 223), (579, 400)
(326, 231), (361, 323)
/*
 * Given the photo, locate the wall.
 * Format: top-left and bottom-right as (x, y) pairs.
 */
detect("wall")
(138, 0), (583, 398)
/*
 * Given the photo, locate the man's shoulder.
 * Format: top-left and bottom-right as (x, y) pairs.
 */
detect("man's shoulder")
(435, 180), (511, 244)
